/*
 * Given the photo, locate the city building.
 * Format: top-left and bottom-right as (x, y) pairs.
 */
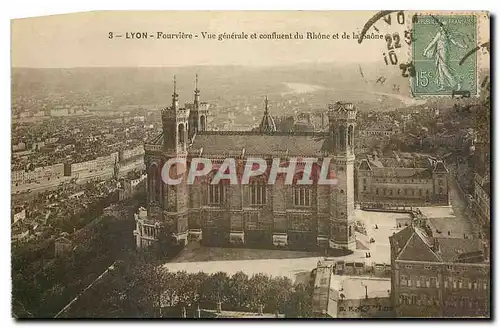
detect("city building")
(134, 76), (357, 251)
(472, 172), (490, 232)
(389, 225), (490, 317)
(311, 264), (392, 318)
(118, 172), (147, 201)
(359, 123), (400, 138)
(357, 158), (450, 208)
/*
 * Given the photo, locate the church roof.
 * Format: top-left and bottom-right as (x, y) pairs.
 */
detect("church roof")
(390, 225), (485, 263)
(371, 167), (432, 179)
(146, 132), (164, 145)
(259, 96), (277, 133)
(188, 131), (328, 157)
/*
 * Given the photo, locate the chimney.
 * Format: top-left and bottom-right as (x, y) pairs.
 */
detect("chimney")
(196, 304), (201, 318)
(483, 242), (489, 261)
(258, 304), (264, 316)
(216, 301), (222, 313)
(181, 306), (187, 318)
(433, 238), (440, 252)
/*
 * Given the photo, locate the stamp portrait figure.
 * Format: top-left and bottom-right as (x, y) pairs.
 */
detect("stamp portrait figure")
(423, 22), (468, 91)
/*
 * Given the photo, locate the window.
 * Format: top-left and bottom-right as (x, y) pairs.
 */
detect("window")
(407, 279), (412, 287)
(473, 281), (478, 290)
(294, 187), (311, 207)
(416, 279), (421, 287)
(405, 265), (412, 269)
(411, 295), (418, 305)
(458, 279), (463, 288)
(424, 265), (431, 270)
(400, 276), (407, 286)
(376, 188), (379, 195)
(483, 282), (488, 290)
(250, 183), (266, 205)
(398, 189), (401, 195)
(209, 184), (225, 205)
(439, 187), (444, 194)
(363, 185), (367, 191)
(426, 190), (430, 196)
(363, 178), (367, 184)
(400, 294), (409, 305)
(426, 278), (431, 288)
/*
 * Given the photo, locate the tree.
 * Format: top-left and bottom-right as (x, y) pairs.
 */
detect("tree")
(200, 272), (230, 306)
(227, 271), (250, 310)
(248, 273), (271, 312)
(267, 276), (293, 313)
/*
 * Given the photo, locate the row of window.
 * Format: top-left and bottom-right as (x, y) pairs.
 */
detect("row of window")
(207, 185), (313, 207)
(370, 178), (444, 184)
(399, 294), (437, 306)
(370, 187), (441, 196)
(403, 264), (482, 272)
(400, 276), (488, 290)
(400, 276), (439, 288)
(444, 277), (488, 291)
(399, 294), (488, 309)
(444, 297), (488, 310)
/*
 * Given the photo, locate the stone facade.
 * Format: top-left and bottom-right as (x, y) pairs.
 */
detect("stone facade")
(357, 159), (450, 208)
(390, 225), (490, 318)
(134, 77), (357, 251)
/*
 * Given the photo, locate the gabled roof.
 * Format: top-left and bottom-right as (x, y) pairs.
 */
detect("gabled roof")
(397, 232), (442, 262)
(146, 132), (164, 145)
(358, 159), (372, 171)
(433, 160), (448, 173)
(437, 238), (484, 262)
(391, 225), (442, 262)
(391, 225), (486, 264)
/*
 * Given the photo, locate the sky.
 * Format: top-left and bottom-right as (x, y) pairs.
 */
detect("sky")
(11, 11), (393, 68)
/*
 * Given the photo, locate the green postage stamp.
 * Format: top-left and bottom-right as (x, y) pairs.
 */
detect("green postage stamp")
(412, 14), (477, 96)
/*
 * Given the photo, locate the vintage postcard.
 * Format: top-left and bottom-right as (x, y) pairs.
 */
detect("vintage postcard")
(11, 11), (491, 319)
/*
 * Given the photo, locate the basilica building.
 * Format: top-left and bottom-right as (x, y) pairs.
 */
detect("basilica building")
(134, 76), (357, 251)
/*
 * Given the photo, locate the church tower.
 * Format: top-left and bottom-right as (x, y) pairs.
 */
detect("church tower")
(158, 75), (189, 246)
(188, 74), (210, 140)
(259, 95), (277, 133)
(162, 75), (188, 153)
(327, 101), (357, 250)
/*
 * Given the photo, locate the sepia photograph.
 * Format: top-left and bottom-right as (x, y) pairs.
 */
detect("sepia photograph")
(10, 10), (491, 319)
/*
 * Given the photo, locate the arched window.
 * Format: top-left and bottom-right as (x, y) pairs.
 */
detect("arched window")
(348, 125), (353, 147)
(207, 171), (226, 206)
(149, 164), (158, 202)
(200, 116), (206, 131)
(178, 123), (185, 145)
(339, 126), (346, 150)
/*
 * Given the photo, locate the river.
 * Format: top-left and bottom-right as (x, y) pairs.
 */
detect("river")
(281, 82), (427, 107)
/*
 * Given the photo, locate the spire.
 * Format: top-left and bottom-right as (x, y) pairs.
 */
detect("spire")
(194, 73), (200, 108)
(264, 95), (269, 115)
(259, 95), (276, 134)
(172, 75), (179, 110)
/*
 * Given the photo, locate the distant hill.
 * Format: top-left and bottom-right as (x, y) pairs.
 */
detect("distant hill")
(11, 64), (411, 111)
